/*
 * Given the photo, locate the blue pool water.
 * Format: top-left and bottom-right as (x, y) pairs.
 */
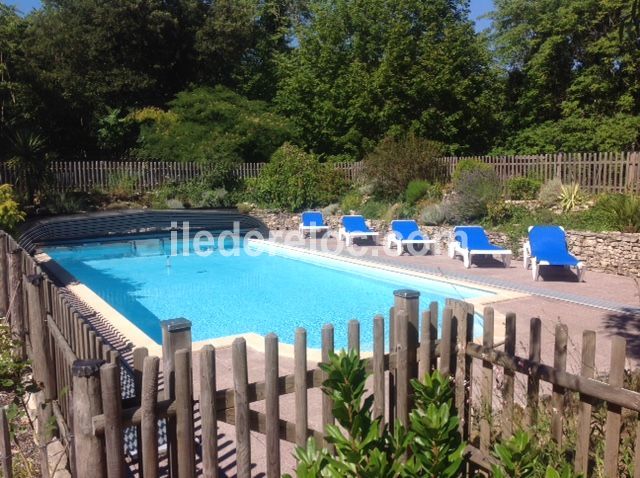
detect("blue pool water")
(44, 238), (491, 350)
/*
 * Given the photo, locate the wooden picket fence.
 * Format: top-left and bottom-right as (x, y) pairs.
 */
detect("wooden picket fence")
(0, 231), (121, 478)
(2, 228), (640, 477)
(441, 152), (640, 194)
(2, 153), (637, 196)
(0, 160), (365, 194)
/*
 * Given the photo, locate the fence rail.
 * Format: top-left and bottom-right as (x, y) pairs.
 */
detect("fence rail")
(1, 228), (639, 477)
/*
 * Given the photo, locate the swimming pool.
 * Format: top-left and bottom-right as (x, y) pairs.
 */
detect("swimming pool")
(43, 237), (493, 351)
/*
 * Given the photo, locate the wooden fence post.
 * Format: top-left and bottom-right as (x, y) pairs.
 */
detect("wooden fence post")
(232, 338), (251, 478)
(161, 318), (191, 478)
(0, 407), (11, 478)
(551, 324), (568, 445)
(265, 333), (280, 478)
(72, 359), (106, 478)
(7, 248), (25, 359)
(140, 356), (160, 478)
(480, 307), (494, 456)
(99, 363), (124, 478)
(604, 336), (626, 476)
(175, 349), (195, 477)
(452, 301), (474, 442)
(575, 330), (596, 474)
(0, 234), (9, 317)
(395, 310), (410, 429)
(24, 273), (56, 400)
(321, 323), (334, 446)
(502, 313), (516, 439)
(393, 290), (419, 381)
(294, 328), (308, 448)
(373, 315), (385, 424)
(200, 345), (218, 478)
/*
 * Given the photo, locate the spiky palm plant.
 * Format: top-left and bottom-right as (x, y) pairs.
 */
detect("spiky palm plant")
(7, 131), (50, 203)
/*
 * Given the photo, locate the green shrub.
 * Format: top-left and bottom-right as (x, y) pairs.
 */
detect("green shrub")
(452, 159), (492, 184)
(364, 134), (445, 199)
(360, 199), (389, 219)
(420, 201), (455, 225)
(492, 431), (584, 478)
(0, 185), (25, 233)
(0, 323), (32, 397)
(599, 194), (640, 233)
(107, 172), (139, 200)
(487, 201), (515, 225)
(286, 351), (465, 478)
(452, 168), (501, 221)
(43, 191), (102, 214)
(247, 143), (346, 211)
(538, 178), (563, 207)
(340, 191), (364, 213)
(406, 180), (442, 205)
(507, 177), (542, 200)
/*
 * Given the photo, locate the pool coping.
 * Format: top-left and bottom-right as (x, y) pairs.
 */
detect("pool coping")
(35, 238), (525, 361)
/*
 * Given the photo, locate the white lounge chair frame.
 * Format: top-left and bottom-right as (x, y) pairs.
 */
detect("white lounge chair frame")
(298, 223), (330, 238)
(385, 233), (435, 256)
(522, 226), (586, 281)
(338, 220), (379, 246)
(447, 233), (512, 269)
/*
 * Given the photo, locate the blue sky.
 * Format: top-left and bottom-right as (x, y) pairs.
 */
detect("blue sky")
(7, 0), (494, 31)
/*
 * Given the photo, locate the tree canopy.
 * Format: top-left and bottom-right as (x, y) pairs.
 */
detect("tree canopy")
(0, 0), (638, 166)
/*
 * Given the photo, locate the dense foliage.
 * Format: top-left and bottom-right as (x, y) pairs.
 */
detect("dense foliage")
(276, 0), (499, 157)
(364, 134), (445, 199)
(0, 184), (25, 233)
(133, 86), (298, 164)
(247, 143), (346, 211)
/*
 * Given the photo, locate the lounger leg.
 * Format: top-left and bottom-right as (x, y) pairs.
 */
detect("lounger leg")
(577, 265), (586, 282)
(463, 252), (471, 268)
(532, 261), (539, 281)
(523, 247), (530, 269)
(447, 243), (456, 259)
(345, 235), (351, 247)
(503, 255), (511, 268)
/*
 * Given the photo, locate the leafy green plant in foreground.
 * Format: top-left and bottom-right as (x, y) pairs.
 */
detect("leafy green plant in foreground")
(285, 350), (465, 478)
(492, 430), (584, 478)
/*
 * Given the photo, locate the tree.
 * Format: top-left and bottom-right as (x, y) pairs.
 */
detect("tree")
(491, 0), (640, 136)
(275, 0), (500, 158)
(133, 86), (299, 164)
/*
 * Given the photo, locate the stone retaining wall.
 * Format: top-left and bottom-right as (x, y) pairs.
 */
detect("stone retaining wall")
(250, 209), (639, 277)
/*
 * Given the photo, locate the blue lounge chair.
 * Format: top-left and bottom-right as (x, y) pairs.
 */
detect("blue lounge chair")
(299, 211), (329, 237)
(524, 225), (585, 281)
(448, 225), (512, 268)
(339, 215), (379, 246)
(386, 220), (435, 256)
